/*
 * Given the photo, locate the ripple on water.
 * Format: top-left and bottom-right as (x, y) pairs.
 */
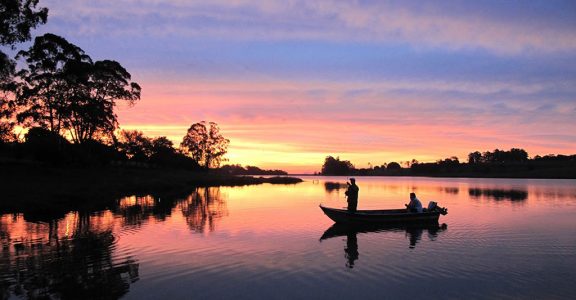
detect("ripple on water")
(4, 177), (576, 299)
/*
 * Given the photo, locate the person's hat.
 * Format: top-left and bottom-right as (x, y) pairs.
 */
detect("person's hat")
(350, 178), (356, 182)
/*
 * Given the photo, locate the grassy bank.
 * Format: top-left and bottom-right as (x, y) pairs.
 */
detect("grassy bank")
(1, 163), (302, 217)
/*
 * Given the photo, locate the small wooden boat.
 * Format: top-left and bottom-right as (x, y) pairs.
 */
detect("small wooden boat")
(319, 204), (447, 224)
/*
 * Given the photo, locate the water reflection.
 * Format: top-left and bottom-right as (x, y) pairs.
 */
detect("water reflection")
(181, 187), (228, 233)
(0, 187), (229, 299)
(0, 213), (139, 299)
(2, 177), (575, 299)
(323, 180), (461, 197)
(324, 181), (347, 193)
(321, 222), (447, 268)
(109, 187), (229, 234)
(114, 195), (160, 228)
(468, 188), (528, 201)
(442, 187), (459, 194)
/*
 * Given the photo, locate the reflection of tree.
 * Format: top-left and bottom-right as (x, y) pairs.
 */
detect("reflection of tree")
(114, 195), (158, 228)
(180, 187), (229, 233)
(111, 194), (179, 229)
(113, 188), (230, 234)
(1, 187), (230, 298)
(324, 181), (347, 193)
(0, 212), (139, 299)
(442, 187), (459, 195)
(468, 188), (528, 201)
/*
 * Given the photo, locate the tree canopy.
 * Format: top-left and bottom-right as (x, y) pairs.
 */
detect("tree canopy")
(16, 33), (92, 134)
(181, 121), (229, 168)
(468, 148), (528, 164)
(321, 156), (354, 175)
(16, 34), (141, 143)
(1, 0), (48, 141)
(0, 54), (16, 140)
(0, 0), (48, 47)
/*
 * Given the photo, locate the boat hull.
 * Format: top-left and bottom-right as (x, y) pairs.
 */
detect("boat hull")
(319, 205), (441, 224)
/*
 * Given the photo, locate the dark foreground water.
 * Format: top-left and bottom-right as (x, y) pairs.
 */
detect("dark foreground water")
(1, 176), (576, 299)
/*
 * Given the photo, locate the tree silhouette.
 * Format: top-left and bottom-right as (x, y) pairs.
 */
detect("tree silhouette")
(1, 0), (48, 141)
(24, 126), (70, 162)
(0, 59), (16, 141)
(17, 34), (141, 143)
(151, 136), (174, 153)
(0, 0), (47, 77)
(16, 33), (92, 134)
(0, 0), (48, 47)
(387, 161), (401, 170)
(320, 156), (354, 175)
(468, 151), (482, 164)
(64, 60), (141, 143)
(219, 164), (288, 175)
(470, 148), (529, 164)
(181, 121), (229, 168)
(116, 130), (153, 161)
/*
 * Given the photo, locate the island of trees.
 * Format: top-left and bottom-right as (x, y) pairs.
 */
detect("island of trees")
(320, 149), (576, 179)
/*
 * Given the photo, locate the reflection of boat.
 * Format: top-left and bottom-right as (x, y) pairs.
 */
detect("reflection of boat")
(320, 222), (447, 241)
(319, 205), (447, 224)
(320, 222), (448, 267)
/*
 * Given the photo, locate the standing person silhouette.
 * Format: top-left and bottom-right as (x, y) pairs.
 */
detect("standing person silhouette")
(345, 178), (359, 212)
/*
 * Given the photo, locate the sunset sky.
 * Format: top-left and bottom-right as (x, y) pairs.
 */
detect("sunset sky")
(32, 0), (576, 173)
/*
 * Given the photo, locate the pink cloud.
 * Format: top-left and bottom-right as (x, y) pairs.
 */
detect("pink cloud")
(114, 78), (575, 173)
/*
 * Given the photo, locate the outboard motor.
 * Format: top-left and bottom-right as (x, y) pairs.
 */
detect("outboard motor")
(428, 201), (448, 215)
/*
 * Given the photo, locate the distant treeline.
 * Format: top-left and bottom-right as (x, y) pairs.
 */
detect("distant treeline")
(319, 149), (576, 179)
(219, 164), (288, 176)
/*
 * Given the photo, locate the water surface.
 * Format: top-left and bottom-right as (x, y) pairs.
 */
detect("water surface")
(2, 177), (576, 299)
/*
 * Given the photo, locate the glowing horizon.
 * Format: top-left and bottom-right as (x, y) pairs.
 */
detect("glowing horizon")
(21, 1), (576, 173)
(116, 77), (575, 173)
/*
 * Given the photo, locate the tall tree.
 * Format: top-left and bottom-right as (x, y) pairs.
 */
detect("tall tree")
(16, 33), (91, 134)
(1, 0), (48, 141)
(64, 59), (141, 143)
(181, 121), (229, 168)
(17, 34), (141, 143)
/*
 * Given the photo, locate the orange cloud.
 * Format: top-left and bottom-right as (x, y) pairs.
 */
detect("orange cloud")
(108, 71), (576, 174)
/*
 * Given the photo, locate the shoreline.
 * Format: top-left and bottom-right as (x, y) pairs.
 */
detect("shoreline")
(291, 166), (576, 179)
(292, 173), (576, 179)
(1, 163), (302, 218)
(3, 161), (574, 219)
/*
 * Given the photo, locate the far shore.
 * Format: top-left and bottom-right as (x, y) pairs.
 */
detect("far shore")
(1, 163), (302, 218)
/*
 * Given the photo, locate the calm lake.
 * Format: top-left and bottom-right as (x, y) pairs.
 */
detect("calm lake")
(2, 176), (576, 299)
